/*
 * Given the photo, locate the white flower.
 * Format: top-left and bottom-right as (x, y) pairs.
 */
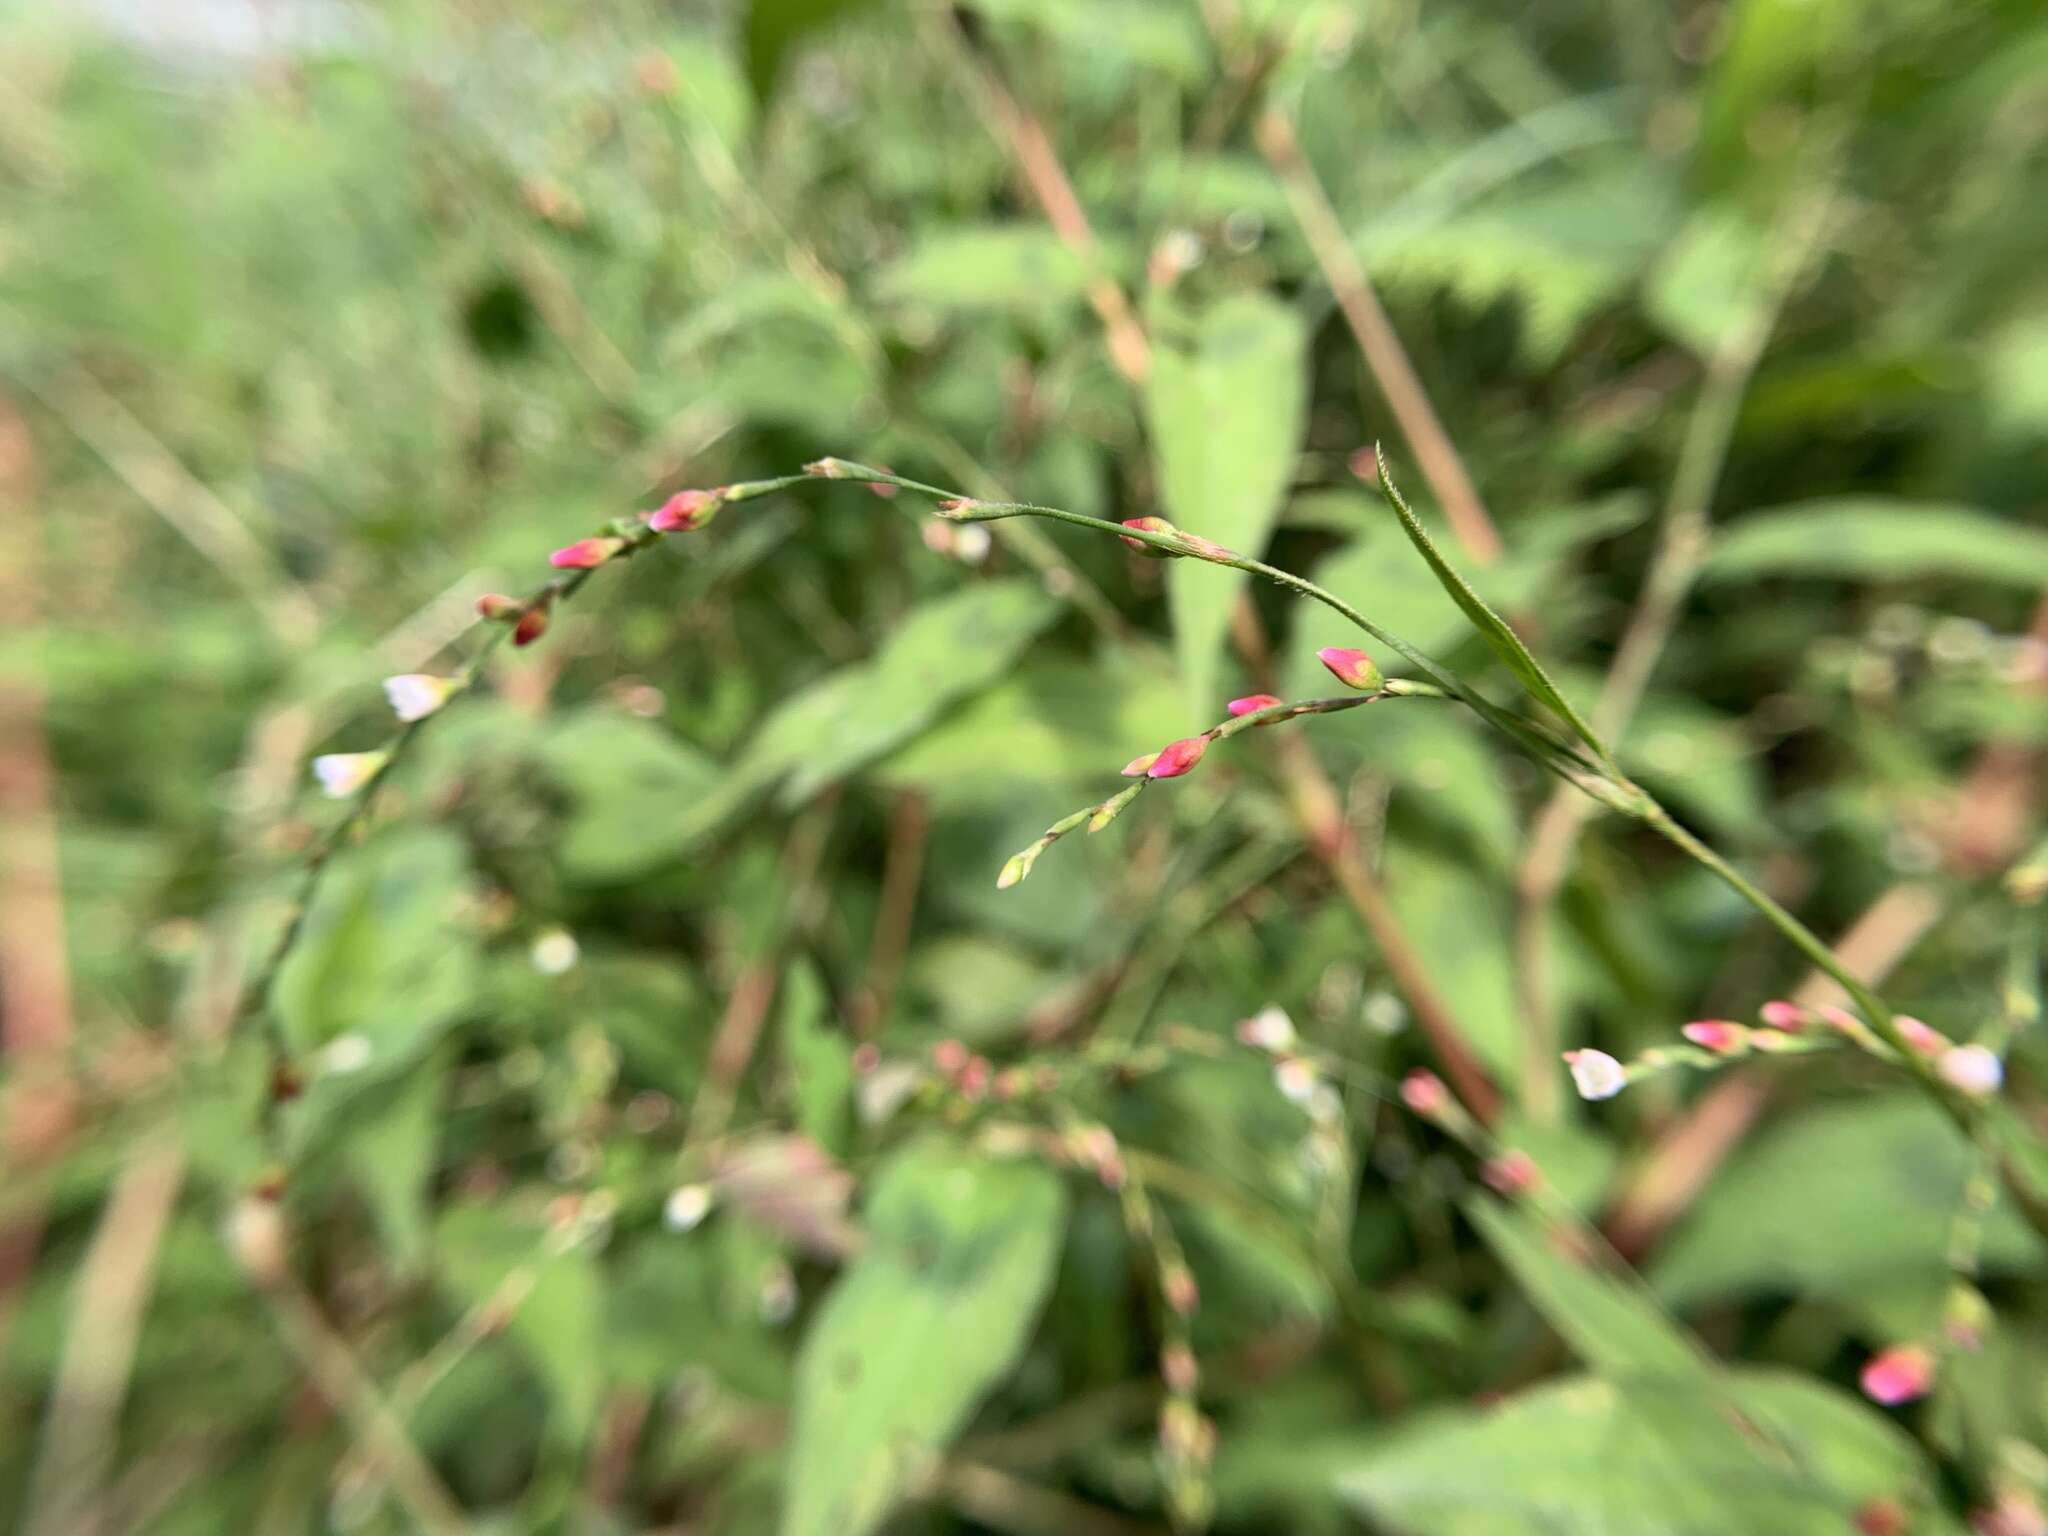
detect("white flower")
(1236, 1005), (1296, 1054)
(1937, 1043), (2003, 1098)
(663, 1184), (713, 1232)
(318, 1033), (373, 1075)
(530, 927), (580, 975)
(382, 673), (458, 723)
(952, 524), (992, 564)
(311, 750), (388, 798)
(1274, 1056), (1318, 1105)
(1564, 1048), (1628, 1101)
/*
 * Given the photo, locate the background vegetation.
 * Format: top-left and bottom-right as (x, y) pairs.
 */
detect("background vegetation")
(4, 0), (2048, 1532)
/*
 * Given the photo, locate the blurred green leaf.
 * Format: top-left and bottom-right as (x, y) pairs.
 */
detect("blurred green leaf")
(539, 709), (723, 882)
(743, 0), (876, 103)
(1341, 1369), (1935, 1534)
(337, 1048), (449, 1272)
(872, 225), (1093, 314)
(1469, 1200), (1708, 1384)
(268, 828), (479, 1061)
(781, 962), (854, 1155)
(781, 1142), (1067, 1536)
(1653, 1096), (2042, 1313)
(1146, 292), (1309, 719)
(1647, 208), (1772, 357)
(1702, 502), (2048, 587)
(436, 1205), (605, 1445)
(665, 578), (1062, 849)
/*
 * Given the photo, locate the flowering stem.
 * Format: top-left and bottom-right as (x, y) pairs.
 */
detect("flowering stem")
(244, 471), (813, 1029)
(800, 456), (1988, 1130)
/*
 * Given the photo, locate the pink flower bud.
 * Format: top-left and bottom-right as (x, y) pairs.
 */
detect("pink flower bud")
(1811, 1004), (1856, 1033)
(1161, 1263), (1200, 1318)
(1680, 1021), (1749, 1055)
(1399, 1068), (1448, 1118)
(1481, 1150), (1541, 1196)
(1937, 1043), (2002, 1097)
(1161, 1342), (1199, 1396)
(850, 1042), (880, 1076)
(931, 1039), (969, 1077)
(1855, 1498), (1908, 1536)
(1148, 737), (1209, 779)
(648, 489), (716, 532)
(550, 536), (625, 570)
(513, 604), (551, 647)
(1317, 646), (1384, 692)
(1859, 1343), (1934, 1406)
(475, 592), (523, 622)
(1227, 694), (1283, 718)
(1122, 751), (1161, 777)
(958, 1055), (991, 1101)
(1563, 1048), (1627, 1101)
(1758, 999), (1807, 1031)
(1119, 516), (1182, 558)
(1895, 1015), (1949, 1055)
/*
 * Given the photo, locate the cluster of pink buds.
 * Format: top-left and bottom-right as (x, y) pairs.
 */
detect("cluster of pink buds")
(477, 590), (552, 647)
(1066, 1123), (1127, 1190)
(930, 1038), (992, 1101)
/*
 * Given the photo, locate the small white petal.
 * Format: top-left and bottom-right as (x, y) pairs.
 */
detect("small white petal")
(952, 524), (992, 564)
(530, 928), (581, 976)
(663, 1184), (713, 1232)
(1937, 1043), (2003, 1098)
(311, 751), (386, 798)
(1564, 1048), (1628, 1101)
(319, 1033), (373, 1075)
(1274, 1056), (1318, 1105)
(1237, 1005), (1296, 1054)
(382, 673), (455, 723)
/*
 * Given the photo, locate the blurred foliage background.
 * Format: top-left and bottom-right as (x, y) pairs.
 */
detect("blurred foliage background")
(4, 0), (2048, 1532)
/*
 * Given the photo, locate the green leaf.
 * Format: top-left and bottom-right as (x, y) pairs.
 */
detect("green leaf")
(268, 828), (479, 1061)
(1646, 208), (1772, 357)
(781, 1143), (1068, 1536)
(1381, 843), (1519, 1081)
(668, 579), (1062, 849)
(1652, 1096), (2041, 1314)
(743, 0), (876, 103)
(1341, 1369), (1935, 1535)
(780, 961), (853, 1155)
(1370, 446), (1607, 760)
(338, 1048), (449, 1272)
(872, 225), (1093, 314)
(1468, 1199), (1707, 1385)
(1145, 292), (1309, 720)
(538, 709), (723, 882)
(1701, 500), (2048, 587)
(436, 1205), (604, 1445)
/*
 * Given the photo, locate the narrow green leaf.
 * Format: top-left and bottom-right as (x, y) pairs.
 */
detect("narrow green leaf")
(781, 1143), (1067, 1536)
(1468, 1199), (1706, 1384)
(1700, 500), (2048, 587)
(1371, 445), (1607, 759)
